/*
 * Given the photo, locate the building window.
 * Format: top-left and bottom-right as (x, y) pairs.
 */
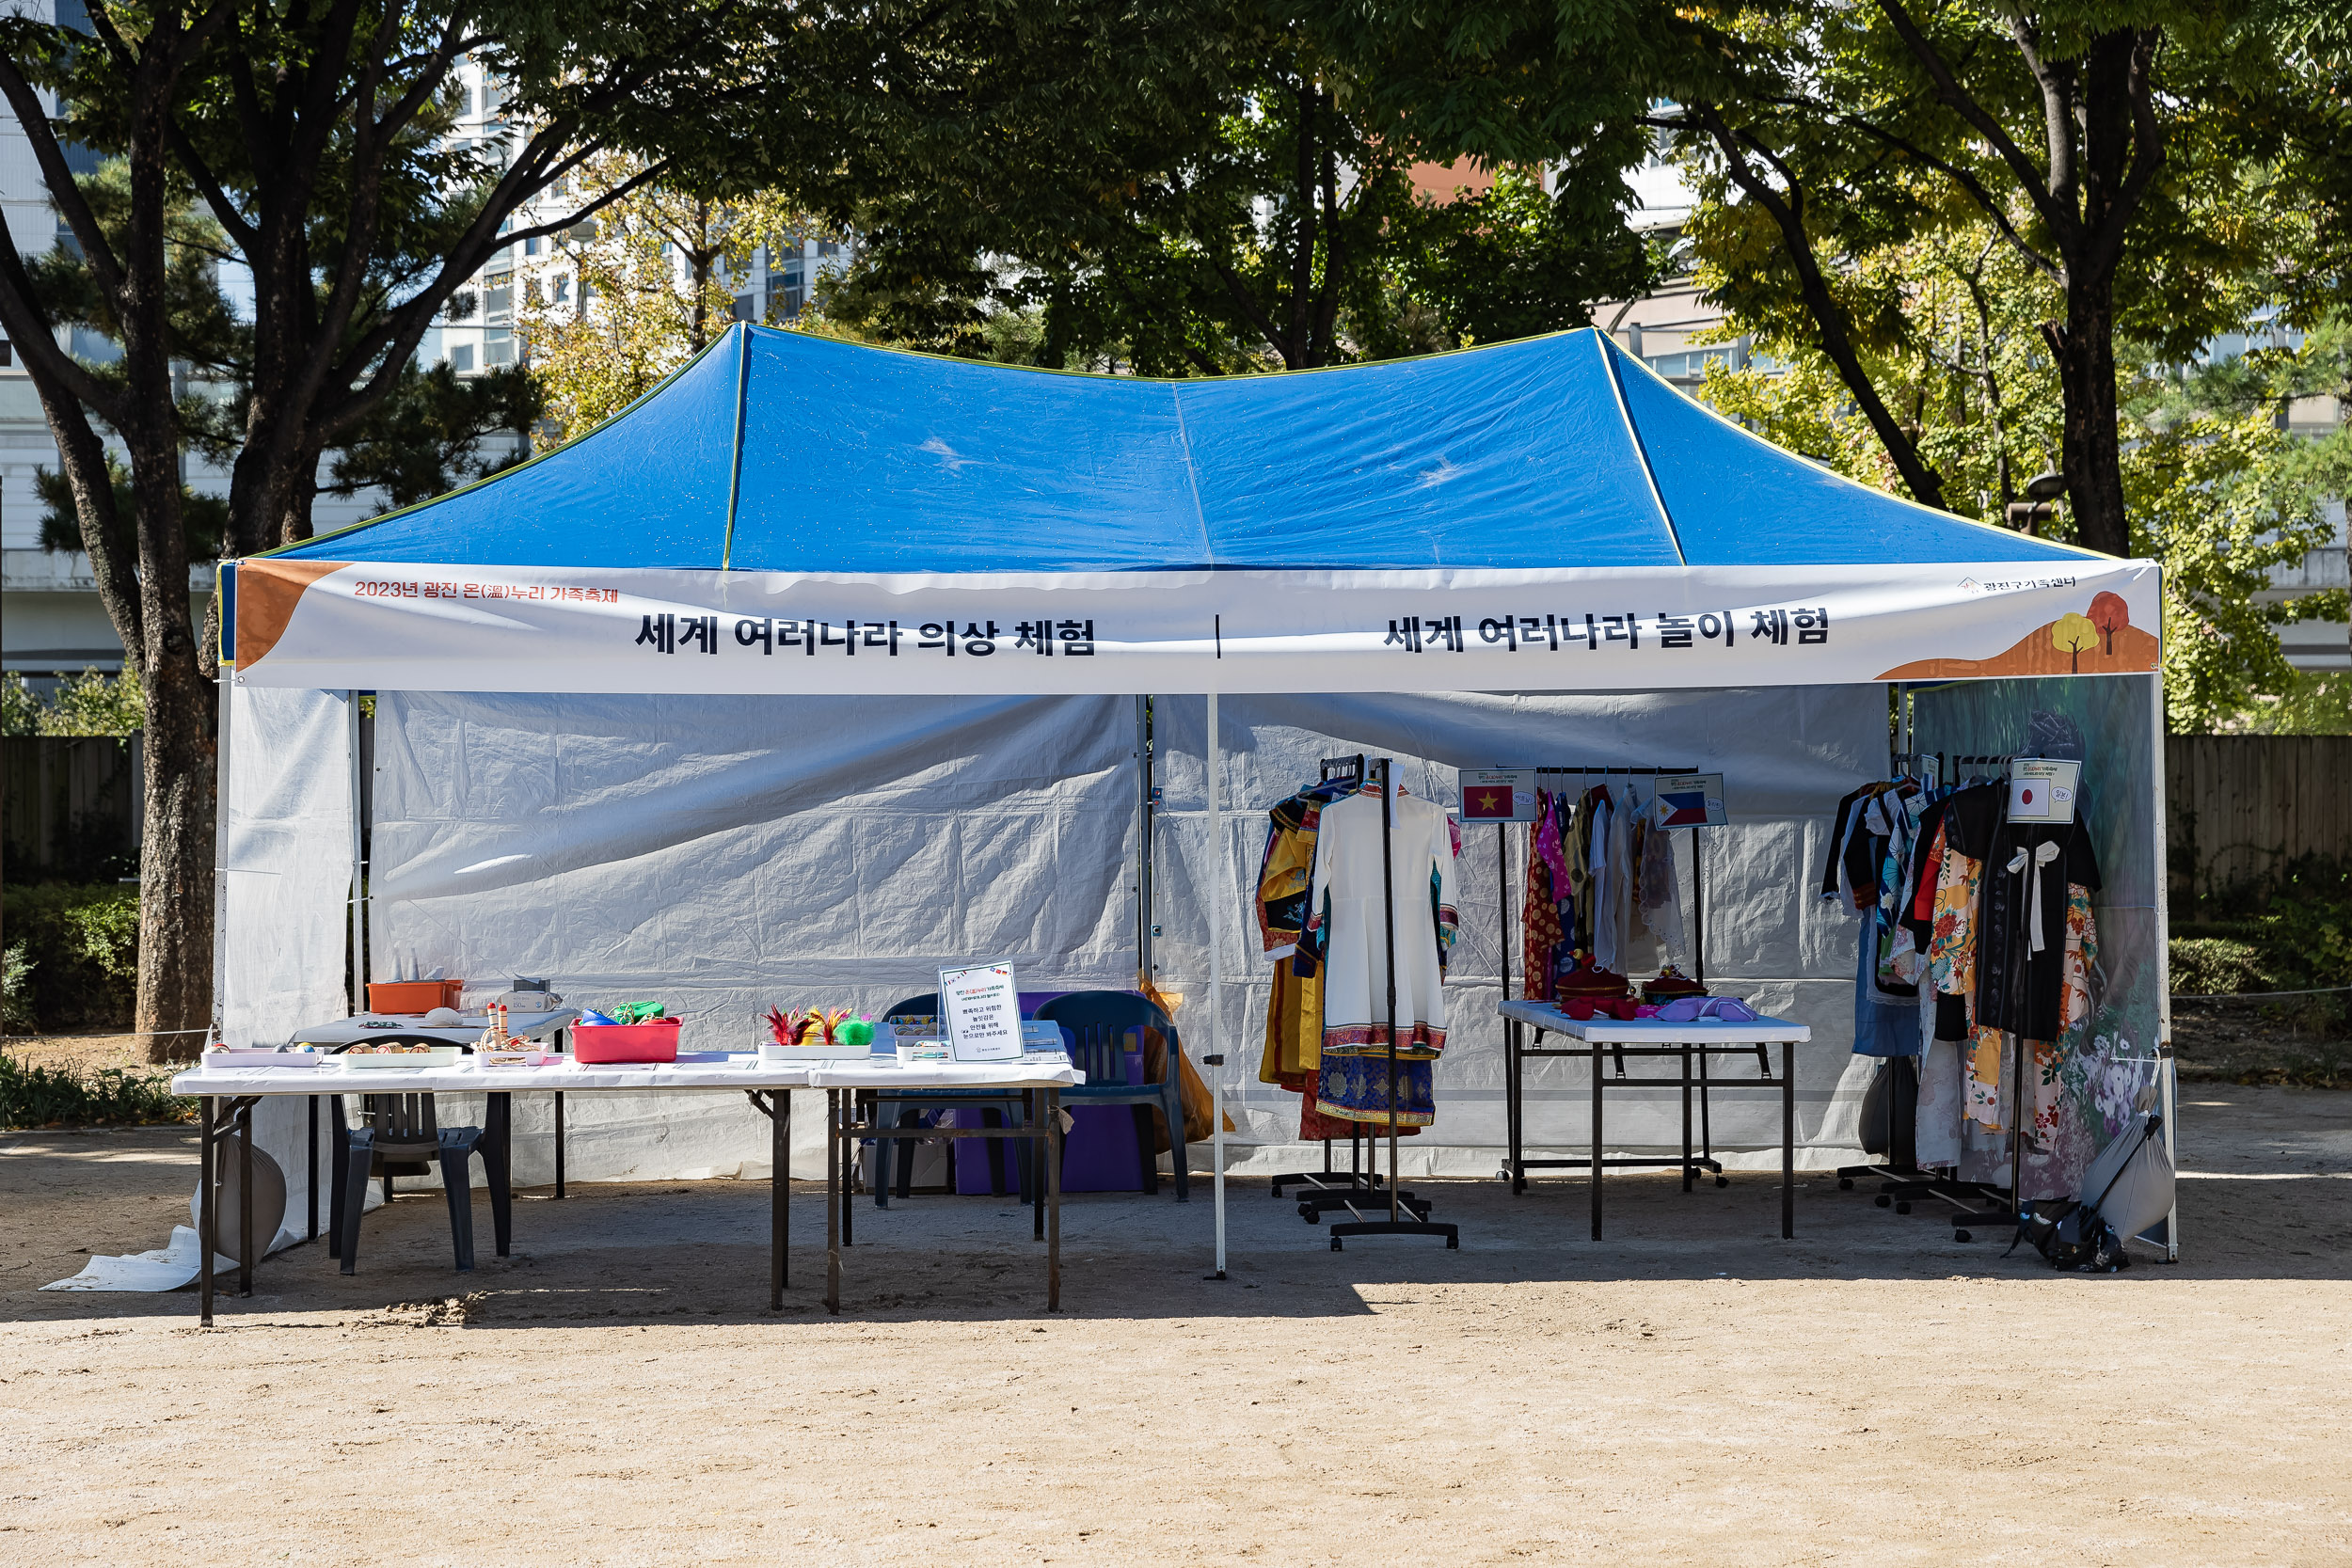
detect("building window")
(552, 276), (570, 304)
(484, 329), (513, 366)
(485, 274), (512, 322)
(451, 343), (474, 372)
(731, 293), (755, 322)
(523, 236), (539, 257)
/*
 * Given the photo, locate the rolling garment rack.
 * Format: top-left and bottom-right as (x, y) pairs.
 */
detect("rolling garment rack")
(1831, 752), (2035, 1243)
(1831, 749), (1947, 1216)
(1497, 765), (1743, 1196)
(1326, 757), (1458, 1250)
(1273, 754), (1412, 1223)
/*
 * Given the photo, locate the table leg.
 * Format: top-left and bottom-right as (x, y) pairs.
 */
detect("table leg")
(1507, 1020), (1523, 1195)
(238, 1104), (255, 1297)
(1047, 1088), (1062, 1312)
(489, 1092), (513, 1257)
(553, 1091), (566, 1199)
(199, 1096), (216, 1327)
(1681, 1044), (1693, 1193)
(1590, 1043), (1604, 1242)
(1030, 1088), (1045, 1243)
(306, 1096), (319, 1241)
(825, 1090), (841, 1315)
(771, 1089), (788, 1309)
(840, 1095), (854, 1249)
(1782, 1039), (1796, 1240)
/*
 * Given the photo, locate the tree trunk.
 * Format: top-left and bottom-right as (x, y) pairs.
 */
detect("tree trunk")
(2052, 280), (2131, 558)
(136, 657), (215, 1063)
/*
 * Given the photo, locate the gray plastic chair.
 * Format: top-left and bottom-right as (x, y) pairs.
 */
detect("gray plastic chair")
(326, 1040), (508, 1274)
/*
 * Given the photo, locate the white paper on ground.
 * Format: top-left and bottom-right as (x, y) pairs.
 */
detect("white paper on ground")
(42, 1226), (238, 1292)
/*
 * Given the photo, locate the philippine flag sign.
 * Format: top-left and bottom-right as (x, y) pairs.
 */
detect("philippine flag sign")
(1652, 773), (1728, 829)
(1457, 768), (1537, 822)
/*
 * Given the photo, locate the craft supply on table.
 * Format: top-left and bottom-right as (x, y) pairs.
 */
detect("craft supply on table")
(573, 1015), (682, 1064)
(202, 1047), (321, 1068)
(759, 1006), (884, 1060)
(339, 1043), (464, 1068)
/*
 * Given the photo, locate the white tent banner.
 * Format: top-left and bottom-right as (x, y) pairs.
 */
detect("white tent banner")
(230, 558), (2161, 696)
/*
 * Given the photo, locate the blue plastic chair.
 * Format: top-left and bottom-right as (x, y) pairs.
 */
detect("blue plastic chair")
(872, 994), (1034, 1205)
(1035, 991), (1189, 1201)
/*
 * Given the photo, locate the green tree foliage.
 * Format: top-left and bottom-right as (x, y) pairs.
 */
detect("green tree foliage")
(1699, 225), (2345, 730)
(0, 668), (146, 737)
(777, 0), (1658, 372)
(1629, 1), (2348, 559)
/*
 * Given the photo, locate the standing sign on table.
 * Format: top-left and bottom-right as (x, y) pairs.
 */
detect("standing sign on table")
(940, 962), (1024, 1062)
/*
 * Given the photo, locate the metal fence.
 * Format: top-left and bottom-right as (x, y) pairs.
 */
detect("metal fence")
(2167, 734), (2351, 908)
(2, 735), (144, 881)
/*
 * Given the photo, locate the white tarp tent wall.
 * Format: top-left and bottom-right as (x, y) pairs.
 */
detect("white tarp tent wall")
(208, 323), (2172, 1237)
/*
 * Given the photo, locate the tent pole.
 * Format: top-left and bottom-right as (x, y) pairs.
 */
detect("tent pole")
(1206, 689), (1227, 1280)
(347, 692), (366, 1017)
(209, 674), (233, 1050)
(2148, 669), (2179, 1260)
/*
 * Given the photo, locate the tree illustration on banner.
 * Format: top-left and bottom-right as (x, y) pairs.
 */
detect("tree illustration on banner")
(2052, 612), (2100, 673)
(2088, 593), (2129, 657)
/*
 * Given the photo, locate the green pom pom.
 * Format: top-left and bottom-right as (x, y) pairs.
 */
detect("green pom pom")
(837, 1019), (874, 1048)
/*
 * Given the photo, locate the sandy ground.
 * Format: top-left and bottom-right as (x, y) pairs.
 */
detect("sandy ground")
(4, 1086), (2350, 1565)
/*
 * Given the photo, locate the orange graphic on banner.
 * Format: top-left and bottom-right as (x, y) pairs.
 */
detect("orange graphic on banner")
(1877, 594), (2157, 680)
(235, 559), (347, 668)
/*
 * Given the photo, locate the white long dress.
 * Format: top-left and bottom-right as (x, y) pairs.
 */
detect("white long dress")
(1305, 786), (1459, 1056)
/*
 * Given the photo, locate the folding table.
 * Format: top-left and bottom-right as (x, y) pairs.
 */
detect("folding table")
(1496, 1000), (1810, 1239)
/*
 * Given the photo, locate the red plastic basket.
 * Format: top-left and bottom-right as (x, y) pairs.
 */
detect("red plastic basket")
(572, 1019), (682, 1063)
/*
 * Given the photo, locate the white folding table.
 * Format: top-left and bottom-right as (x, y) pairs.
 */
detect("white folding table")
(170, 1053), (1087, 1323)
(1497, 1000), (1812, 1239)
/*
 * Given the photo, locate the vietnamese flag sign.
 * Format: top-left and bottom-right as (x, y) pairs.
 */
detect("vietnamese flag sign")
(1457, 768), (1536, 822)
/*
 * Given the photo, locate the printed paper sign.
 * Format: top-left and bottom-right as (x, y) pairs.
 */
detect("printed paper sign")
(1652, 773), (1727, 829)
(1458, 768), (1537, 822)
(939, 961), (1024, 1062)
(2008, 758), (2081, 824)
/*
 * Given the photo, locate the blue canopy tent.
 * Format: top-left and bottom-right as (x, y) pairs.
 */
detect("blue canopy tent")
(210, 325), (2175, 1272)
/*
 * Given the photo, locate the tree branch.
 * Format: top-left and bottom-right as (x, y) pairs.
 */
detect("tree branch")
(1869, 0), (2076, 248)
(0, 238), (130, 420)
(1693, 103), (1948, 509)
(0, 51), (129, 304)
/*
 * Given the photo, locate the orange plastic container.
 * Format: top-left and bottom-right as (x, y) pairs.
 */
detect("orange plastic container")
(572, 1019), (681, 1063)
(367, 979), (466, 1014)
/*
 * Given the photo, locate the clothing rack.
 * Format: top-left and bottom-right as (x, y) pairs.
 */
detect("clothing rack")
(1327, 757), (1458, 1249)
(1492, 765), (1733, 1196)
(1833, 754), (2038, 1242)
(1268, 754), (1412, 1216)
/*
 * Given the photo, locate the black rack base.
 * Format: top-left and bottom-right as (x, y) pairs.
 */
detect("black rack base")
(1329, 1218), (1459, 1250)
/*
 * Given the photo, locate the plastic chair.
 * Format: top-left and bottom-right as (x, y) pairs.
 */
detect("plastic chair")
(325, 1037), (510, 1274)
(1035, 990), (1189, 1200)
(872, 994), (1034, 1205)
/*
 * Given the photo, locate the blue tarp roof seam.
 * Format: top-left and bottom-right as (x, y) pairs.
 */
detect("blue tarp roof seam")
(1168, 381), (1216, 568)
(1599, 333), (1686, 567)
(721, 327), (755, 571)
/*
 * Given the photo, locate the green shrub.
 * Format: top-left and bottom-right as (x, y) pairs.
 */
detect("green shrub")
(0, 883), (140, 1032)
(0, 1052), (193, 1129)
(2169, 853), (2350, 1036)
(2169, 936), (2270, 997)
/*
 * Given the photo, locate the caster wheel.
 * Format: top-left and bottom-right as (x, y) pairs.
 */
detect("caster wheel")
(1329, 1238), (1343, 1252)
(1715, 1176), (1729, 1189)
(1953, 1228), (1974, 1243)
(1895, 1201), (1912, 1215)
(1874, 1194), (1892, 1209)
(1447, 1236), (1459, 1249)
(1837, 1178), (1854, 1191)
(1299, 1208), (1317, 1224)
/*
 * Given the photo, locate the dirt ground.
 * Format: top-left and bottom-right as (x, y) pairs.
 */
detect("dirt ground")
(4, 1085), (2349, 1566)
